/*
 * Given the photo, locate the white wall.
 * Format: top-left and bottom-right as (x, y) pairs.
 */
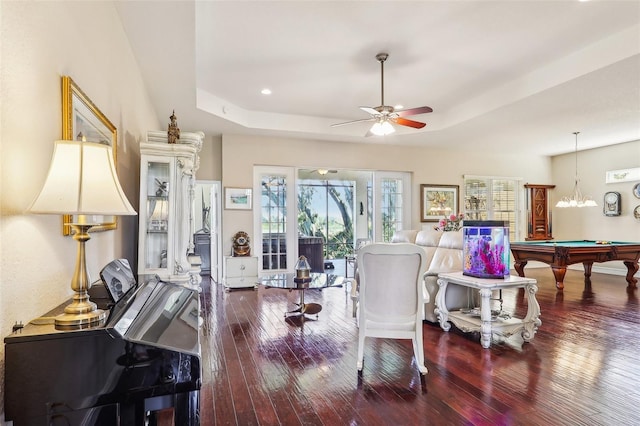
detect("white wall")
(552, 139), (640, 275)
(0, 2), (160, 418)
(221, 133), (553, 257)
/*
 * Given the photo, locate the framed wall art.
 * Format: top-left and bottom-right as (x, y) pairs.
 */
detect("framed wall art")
(420, 184), (459, 222)
(605, 167), (640, 184)
(225, 188), (252, 210)
(61, 76), (118, 235)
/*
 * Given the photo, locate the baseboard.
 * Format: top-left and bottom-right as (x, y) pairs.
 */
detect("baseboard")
(564, 263), (638, 278)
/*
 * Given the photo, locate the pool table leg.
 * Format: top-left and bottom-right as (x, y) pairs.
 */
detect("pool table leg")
(583, 262), (593, 280)
(551, 266), (566, 290)
(514, 261), (527, 278)
(624, 261), (639, 288)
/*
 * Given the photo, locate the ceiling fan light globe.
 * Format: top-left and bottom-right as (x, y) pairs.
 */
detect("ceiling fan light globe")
(370, 120), (395, 136)
(381, 121), (395, 134)
(370, 122), (383, 136)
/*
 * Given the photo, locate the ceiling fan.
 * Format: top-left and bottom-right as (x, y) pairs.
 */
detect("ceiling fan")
(332, 53), (433, 136)
(313, 169), (337, 175)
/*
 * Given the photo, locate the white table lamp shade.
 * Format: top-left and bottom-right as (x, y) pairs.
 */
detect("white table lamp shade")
(30, 140), (136, 216)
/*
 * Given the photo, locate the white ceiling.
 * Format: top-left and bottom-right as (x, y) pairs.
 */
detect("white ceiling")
(115, 0), (640, 157)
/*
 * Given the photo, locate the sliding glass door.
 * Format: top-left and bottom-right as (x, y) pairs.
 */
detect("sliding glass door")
(254, 167), (411, 272)
(297, 177), (355, 259)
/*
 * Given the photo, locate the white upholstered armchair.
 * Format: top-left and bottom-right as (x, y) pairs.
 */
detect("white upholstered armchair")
(355, 243), (428, 375)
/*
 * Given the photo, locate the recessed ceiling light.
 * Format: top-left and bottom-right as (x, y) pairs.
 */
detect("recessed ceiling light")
(261, 88), (272, 95)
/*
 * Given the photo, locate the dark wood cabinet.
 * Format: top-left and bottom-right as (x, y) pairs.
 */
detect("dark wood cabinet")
(194, 232), (211, 274)
(524, 184), (555, 240)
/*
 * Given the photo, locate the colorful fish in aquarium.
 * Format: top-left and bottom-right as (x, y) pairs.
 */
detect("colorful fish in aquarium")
(464, 236), (508, 276)
(463, 220), (510, 278)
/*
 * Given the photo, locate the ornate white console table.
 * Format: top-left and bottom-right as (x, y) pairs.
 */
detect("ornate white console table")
(435, 272), (541, 348)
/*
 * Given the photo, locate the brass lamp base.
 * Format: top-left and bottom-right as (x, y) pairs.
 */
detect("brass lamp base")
(55, 292), (107, 329)
(55, 308), (106, 330)
(54, 223), (107, 330)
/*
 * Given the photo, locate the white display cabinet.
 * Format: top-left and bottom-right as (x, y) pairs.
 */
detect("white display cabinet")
(138, 131), (203, 288)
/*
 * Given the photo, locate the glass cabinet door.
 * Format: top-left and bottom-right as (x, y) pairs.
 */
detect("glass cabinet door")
(143, 160), (171, 271)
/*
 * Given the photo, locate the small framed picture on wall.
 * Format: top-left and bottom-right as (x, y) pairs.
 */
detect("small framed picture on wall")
(225, 188), (252, 210)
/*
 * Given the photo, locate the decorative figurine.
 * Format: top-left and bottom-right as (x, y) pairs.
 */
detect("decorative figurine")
(201, 189), (210, 233)
(167, 110), (180, 144)
(155, 178), (168, 196)
(232, 231), (251, 256)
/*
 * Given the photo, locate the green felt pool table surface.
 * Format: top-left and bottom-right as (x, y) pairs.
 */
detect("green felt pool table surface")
(510, 240), (640, 290)
(513, 240), (639, 247)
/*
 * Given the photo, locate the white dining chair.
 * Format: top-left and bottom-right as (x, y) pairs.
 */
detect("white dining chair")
(356, 243), (428, 375)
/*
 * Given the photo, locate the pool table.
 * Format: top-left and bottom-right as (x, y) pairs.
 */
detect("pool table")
(510, 240), (640, 290)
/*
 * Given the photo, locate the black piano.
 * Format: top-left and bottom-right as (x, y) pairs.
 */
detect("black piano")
(4, 270), (201, 426)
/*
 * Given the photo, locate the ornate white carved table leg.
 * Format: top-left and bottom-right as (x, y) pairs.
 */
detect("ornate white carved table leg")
(522, 282), (541, 342)
(479, 288), (493, 349)
(435, 277), (451, 331)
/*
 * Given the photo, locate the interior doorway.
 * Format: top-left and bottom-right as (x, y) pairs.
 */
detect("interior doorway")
(194, 180), (222, 282)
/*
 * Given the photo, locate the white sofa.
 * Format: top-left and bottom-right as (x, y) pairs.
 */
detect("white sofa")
(391, 228), (474, 323)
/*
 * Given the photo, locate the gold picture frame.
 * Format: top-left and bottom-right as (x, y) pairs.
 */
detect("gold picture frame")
(61, 76), (118, 235)
(420, 184), (459, 222)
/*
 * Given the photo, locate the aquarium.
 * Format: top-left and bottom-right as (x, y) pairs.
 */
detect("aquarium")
(463, 220), (510, 278)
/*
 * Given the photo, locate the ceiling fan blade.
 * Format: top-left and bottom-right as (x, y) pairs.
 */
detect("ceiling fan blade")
(393, 117), (426, 129)
(395, 106), (433, 117)
(359, 106), (381, 116)
(331, 117), (376, 127)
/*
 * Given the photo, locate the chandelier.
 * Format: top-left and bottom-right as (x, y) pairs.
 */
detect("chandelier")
(555, 132), (597, 208)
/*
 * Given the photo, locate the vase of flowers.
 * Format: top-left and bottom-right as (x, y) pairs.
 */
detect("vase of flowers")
(435, 213), (464, 231)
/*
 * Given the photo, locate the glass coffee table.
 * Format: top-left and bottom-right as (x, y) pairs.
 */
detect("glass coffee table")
(259, 273), (345, 319)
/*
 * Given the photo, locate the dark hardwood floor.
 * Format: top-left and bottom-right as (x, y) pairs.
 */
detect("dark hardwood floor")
(197, 268), (640, 425)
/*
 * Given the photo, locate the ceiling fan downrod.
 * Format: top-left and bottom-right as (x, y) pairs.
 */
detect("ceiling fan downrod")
(376, 53), (388, 108)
